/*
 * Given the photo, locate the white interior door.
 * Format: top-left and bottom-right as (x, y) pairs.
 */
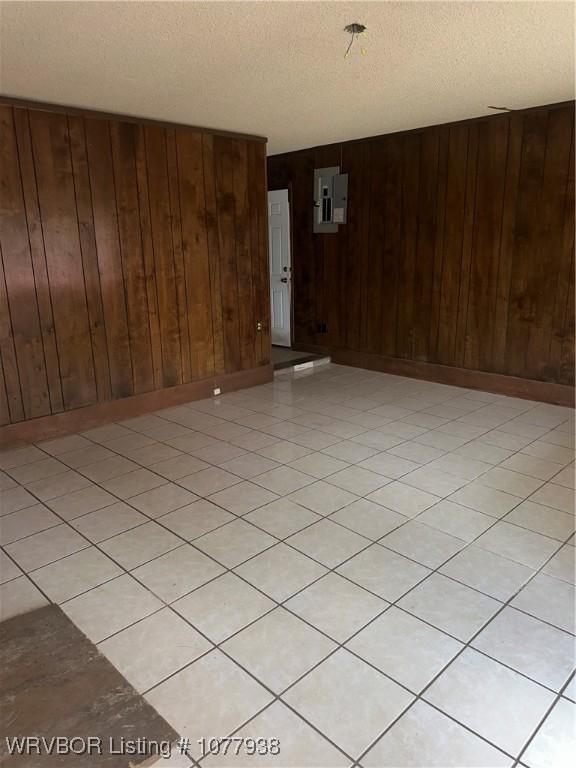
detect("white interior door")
(268, 189), (292, 347)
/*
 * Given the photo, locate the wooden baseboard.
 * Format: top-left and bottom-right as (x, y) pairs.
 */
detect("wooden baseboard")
(298, 345), (575, 407)
(0, 365), (273, 447)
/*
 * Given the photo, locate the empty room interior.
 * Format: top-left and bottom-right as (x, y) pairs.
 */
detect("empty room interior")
(0, 1), (575, 766)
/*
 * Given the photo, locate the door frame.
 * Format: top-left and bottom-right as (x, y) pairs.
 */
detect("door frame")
(268, 186), (294, 348)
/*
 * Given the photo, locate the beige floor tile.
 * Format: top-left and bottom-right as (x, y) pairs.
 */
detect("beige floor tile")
(504, 500), (575, 541)
(477, 467), (543, 498)
(145, 650), (273, 759)
(522, 698), (575, 768)
(37, 434), (95, 456)
(127, 444), (185, 468)
(99, 608), (211, 693)
(25, 470), (92, 501)
(472, 606), (575, 691)
(287, 519), (369, 568)
(29, 546), (122, 603)
(362, 700), (511, 767)
(0, 445), (46, 470)
(448, 481), (524, 518)
(511, 573), (575, 634)
(367, 481), (440, 517)
(208, 481), (278, 515)
(351, 430), (405, 451)
(81, 423), (134, 444)
(71, 501), (147, 543)
(190, 441), (247, 466)
(235, 543), (327, 602)
(500, 454), (565, 481)
(475, 522), (560, 569)
(338, 544), (430, 601)
(59, 444), (116, 469)
(129, 483), (198, 518)
(0, 576), (48, 621)
(388, 440), (446, 464)
(427, 454), (493, 481)
(104, 433), (157, 455)
(551, 465), (575, 489)
(173, 573), (274, 643)
(148, 454), (210, 481)
(100, 521), (182, 570)
(62, 573), (163, 642)
(380, 520), (466, 568)
(80, 455), (140, 483)
(286, 573), (386, 642)
(219, 453), (281, 479)
(1, 471), (23, 491)
(160, 500), (234, 541)
(178, 467), (242, 497)
(416, 500), (494, 542)
(101, 468), (166, 499)
(330, 499), (407, 540)
(132, 544), (224, 603)
(283, 648), (414, 759)
(424, 648), (555, 755)
(440, 545), (534, 601)
(256, 440), (313, 463)
(193, 519), (276, 568)
(222, 607), (336, 693)
(0, 504), (60, 545)
(201, 700), (350, 767)
(542, 545), (575, 584)
(46, 485), (117, 520)
(530, 483), (575, 515)
(1, 486), (38, 515)
(401, 467), (469, 497)
(5, 523), (89, 572)
(7, 457), (68, 484)
(244, 498), (319, 538)
(358, 452), (421, 480)
(348, 607), (462, 692)
(287, 480), (358, 515)
(253, 466), (315, 495)
(229, 431), (280, 451)
(398, 572), (501, 641)
(0, 549), (21, 584)
(326, 466), (390, 496)
(288, 452), (350, 480)
(321, 440), (380, 463)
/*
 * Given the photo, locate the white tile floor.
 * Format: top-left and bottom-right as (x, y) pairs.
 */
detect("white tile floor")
(1, 363), (575, 767)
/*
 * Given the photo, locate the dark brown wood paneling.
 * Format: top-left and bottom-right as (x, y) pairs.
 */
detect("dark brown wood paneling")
(0, 101), (269, 428)
(269, 101), (575, 392)
(0, 106), (51, 420)
(28, 110), (97, 410)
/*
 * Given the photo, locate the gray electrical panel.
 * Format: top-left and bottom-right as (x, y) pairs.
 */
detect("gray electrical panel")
(313, 167), (348, 233)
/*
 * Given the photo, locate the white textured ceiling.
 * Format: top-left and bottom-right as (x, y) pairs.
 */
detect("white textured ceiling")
(0, 1), (573, 154)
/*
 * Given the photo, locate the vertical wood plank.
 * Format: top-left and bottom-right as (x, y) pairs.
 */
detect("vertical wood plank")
(213, 137), (242, 373)
(233, 140), (257, 370)
(436, 124), (469, 365)
(201, 133), (226, 376)
(68, 115), (112, 403)
(177, 130), (215, 380)
(166, 128), (192, 383)
(84, 117), (133, 399)
(464, 116), (509, 372)
(13, 108), (64, 414)
(0, 109), (54, 418)
(110, 120), (155, 394)
(0, 246), (25, 422)
(134, 124), (164, 390)
(144, 125), (183, 387)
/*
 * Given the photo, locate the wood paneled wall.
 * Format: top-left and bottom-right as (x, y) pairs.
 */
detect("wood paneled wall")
(268, 102), (575, 396)
(0, 103), (270, 429)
